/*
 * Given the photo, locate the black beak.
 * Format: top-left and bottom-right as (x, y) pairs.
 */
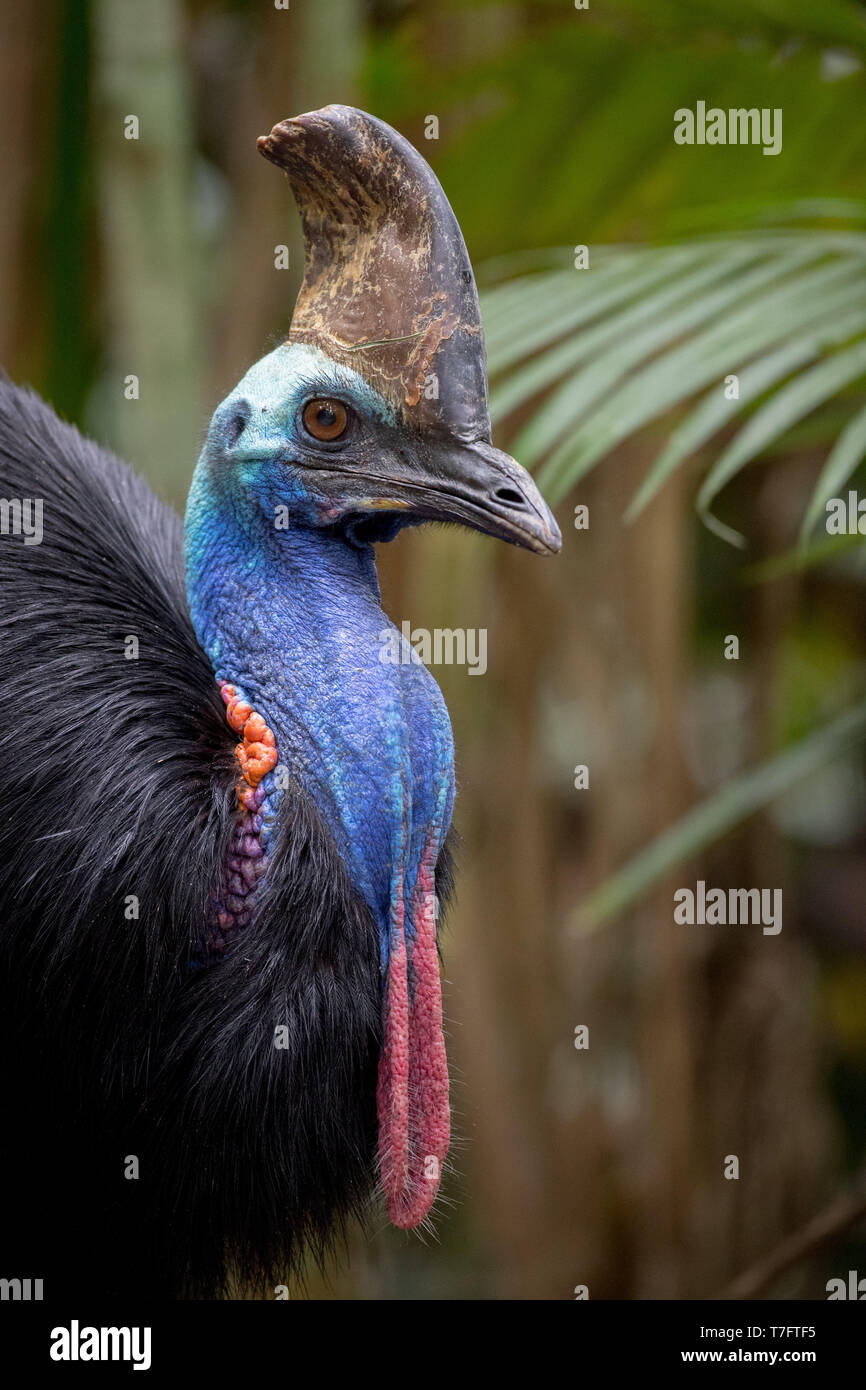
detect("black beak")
(359, 439), (562, 555)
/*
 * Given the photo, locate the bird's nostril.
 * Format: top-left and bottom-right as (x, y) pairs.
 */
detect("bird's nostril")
(493, 486), (527, 509)
(223, 401), (251, 449)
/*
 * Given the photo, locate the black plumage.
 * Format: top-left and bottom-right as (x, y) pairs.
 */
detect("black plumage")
(0, 378), (432, 1297)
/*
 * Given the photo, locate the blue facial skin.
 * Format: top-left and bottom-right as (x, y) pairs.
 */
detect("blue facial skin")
(185, 343), (455, 961)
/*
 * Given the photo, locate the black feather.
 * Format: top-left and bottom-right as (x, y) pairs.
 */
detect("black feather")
(0, 380), (393, 1298)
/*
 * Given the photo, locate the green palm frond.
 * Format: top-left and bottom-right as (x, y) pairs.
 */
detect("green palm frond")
(483, 215), (866, 929)
(572, 696), (866, 933)
(484, 223), (866, 547)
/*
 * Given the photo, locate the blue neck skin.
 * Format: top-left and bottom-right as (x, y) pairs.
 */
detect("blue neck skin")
(184, 459), (455, 959)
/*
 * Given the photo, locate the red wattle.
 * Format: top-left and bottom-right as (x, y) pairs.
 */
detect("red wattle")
(377, 843), (449, 1228)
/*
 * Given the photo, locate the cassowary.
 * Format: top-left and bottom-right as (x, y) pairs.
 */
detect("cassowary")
(0, 106), (560, 1299)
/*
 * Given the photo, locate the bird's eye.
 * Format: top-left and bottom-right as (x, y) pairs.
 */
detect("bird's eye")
(302, 398), (350, 442)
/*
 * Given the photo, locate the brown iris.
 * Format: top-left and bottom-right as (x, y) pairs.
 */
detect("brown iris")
(302, 398), (349, 441)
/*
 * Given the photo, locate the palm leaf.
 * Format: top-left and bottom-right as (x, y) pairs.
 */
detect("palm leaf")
(537, 254), (865, 497)
(742, 529), (866, 583)
(800, 400), (866, 541)
(627, 305), (866, 523)
(484, 225), (866, 544)
(572, 697), (866, 933)
(696, 338), (866, 545)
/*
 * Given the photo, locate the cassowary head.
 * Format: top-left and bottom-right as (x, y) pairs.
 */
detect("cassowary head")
(198, 106), (560, 556)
